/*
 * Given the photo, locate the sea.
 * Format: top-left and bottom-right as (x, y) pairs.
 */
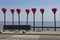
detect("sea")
(0, 21), (60, 31)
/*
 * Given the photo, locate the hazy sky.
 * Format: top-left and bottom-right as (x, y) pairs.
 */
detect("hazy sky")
(0, 0), (60, 21)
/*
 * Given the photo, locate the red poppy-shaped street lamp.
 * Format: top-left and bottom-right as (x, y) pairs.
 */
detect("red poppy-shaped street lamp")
(2, 8), (7, 25)
(16, 9), (21, 25)
(52, 8), (57, 31)
(25, 9), (30, 25)
(40, 8), (45, 31)
(10, 9), (15, 25)
(31, 8), (36, 31)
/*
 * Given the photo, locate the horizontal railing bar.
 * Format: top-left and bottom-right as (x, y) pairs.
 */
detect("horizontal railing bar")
(31, 27), (60, 28)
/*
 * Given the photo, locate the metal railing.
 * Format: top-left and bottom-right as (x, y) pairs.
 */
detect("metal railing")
(31, 26), (60, 31)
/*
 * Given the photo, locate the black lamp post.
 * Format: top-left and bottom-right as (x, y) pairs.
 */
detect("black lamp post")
(40, 8), (45, 31)
(10, 9), (15, 25)
(2, 8), (7, 25)
(52, 8), (57, 31)
(25, 9), (30, 25)
(31, 8), (36, 31)
(16, 9), (21, 25)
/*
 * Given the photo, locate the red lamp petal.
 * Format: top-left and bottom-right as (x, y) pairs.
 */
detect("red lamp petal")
(40, 8), (45, 14)
(25, 9), (30, 14)
(52, 8), (57, 14)
(10, 9), (15, 14)
(16, 9), (21, 14)
(31, 8), (36, 14)
(2, 8), (7, 14)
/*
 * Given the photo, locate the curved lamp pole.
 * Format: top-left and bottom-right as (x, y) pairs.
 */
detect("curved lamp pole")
(52, 8), (57, 31)
(31, 8), (36, 31)
(40, 8), (45, 31)
(2, 8), (7, 25)
(10, 9), (15, 25)
(16, 9), (21, 25)
(25, 9), (30, 25)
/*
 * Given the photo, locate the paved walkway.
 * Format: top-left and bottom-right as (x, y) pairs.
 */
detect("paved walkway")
(0, 35), (60, 40)
(1, 31), (60, 35)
